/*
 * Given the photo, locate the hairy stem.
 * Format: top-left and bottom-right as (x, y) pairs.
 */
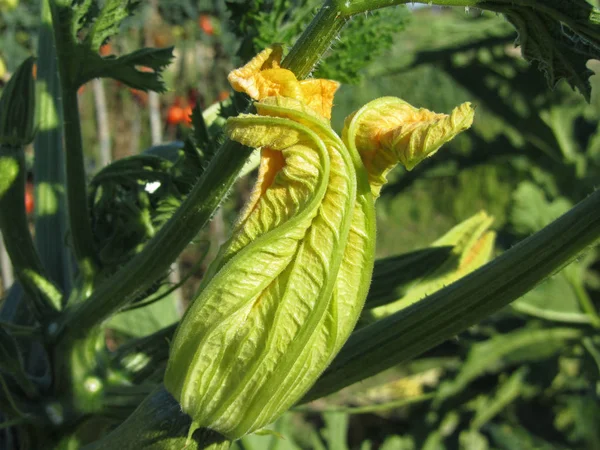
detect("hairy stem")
(336, 0), (479, 16)
(282, 1), (350, 77)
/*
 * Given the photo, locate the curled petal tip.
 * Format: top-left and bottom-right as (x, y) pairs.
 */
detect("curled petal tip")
(343, 98), (475, 197)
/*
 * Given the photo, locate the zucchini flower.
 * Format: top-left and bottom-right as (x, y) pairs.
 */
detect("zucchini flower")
(165, 46), (475, 440)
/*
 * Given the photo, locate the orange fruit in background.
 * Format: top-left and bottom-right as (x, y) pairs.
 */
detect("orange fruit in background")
(100, 43), (112, 56)
(167, 105), (185, 125)
(25, 183), (34, 215)
(218, 90), (229, 101)
(198, 15), (214, 36)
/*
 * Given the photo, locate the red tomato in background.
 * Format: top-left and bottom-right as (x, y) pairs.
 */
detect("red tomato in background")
(198, 15), (214, 35)
(167, 105), (185, 125)
(25, 183), (34, 215)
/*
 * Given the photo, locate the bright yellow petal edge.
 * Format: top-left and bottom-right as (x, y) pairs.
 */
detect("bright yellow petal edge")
(227, 45), (340, 120)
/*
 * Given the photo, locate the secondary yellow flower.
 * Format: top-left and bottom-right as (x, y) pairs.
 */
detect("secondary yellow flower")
(165, 47), (476, 441)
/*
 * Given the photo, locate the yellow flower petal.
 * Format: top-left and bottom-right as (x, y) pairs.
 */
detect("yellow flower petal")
(227, 46), (285, 99)
(299, 79), (340, 120)
(227, 45), (339, 120)
(343, 97), (474, 197)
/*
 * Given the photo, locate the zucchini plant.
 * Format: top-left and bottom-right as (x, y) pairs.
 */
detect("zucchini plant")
(0, 1), (600, 449)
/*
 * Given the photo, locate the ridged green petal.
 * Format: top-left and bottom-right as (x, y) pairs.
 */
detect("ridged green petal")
(165, 98), (375, 439)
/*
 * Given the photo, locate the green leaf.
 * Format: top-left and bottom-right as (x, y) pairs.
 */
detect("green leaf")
(226, 0), (321, 61)
(50, 0), (173, 90)
(315, 7), (410, 84)
(470, 367), (529, 430)
(0, 327), (30, 389)
(322, 412), (349, 450)
(79, 47), (174, 91)
(479, 0), (600, 101)
(437, 328), (581, 402)
(511, 181), (572, 235)
(237, 414), (303, 450)
(379, 436), (415, 450)
(85, 0), (138, 52)
(512, 263), (591, 325)
(108, 294), (179, 338)
(555, 395), (600, 449)
(458, 429), (488, 450)
(487, 423), (568, 450)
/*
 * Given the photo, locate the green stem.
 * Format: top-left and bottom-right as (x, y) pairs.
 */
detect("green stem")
(49, 2), (99, 282)
(0, 145), (60, 319)
(60, 87), (99, 281)
(281, 1), (350, 78)
(52, 0), (356, 343)
(81, 385), (231, 450)
(303, 189), (600, 402)
(53, 139), (251, 341)
(569, 274), (600, 329)
(34, 0), (73, 295)
(336, 0), (478, 16)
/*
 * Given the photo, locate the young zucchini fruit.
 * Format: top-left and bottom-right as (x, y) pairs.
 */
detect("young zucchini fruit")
(165, 46), (475, 440)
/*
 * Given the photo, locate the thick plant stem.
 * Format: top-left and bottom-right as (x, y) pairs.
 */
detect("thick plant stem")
(303, 189), (600, 402)
(336, 0), (479, 16)
(282, 0), (350, 78)
(49, 1), (99, 282)
(59, 87), (99, 281)
(34, 0), (73, 295)
(81, 385), (231, 450)
(52, 0), (356, 343)
(0, 145), (60, 320)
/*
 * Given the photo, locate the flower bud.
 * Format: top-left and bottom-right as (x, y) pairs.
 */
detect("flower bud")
(0, 57), (36, 147)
